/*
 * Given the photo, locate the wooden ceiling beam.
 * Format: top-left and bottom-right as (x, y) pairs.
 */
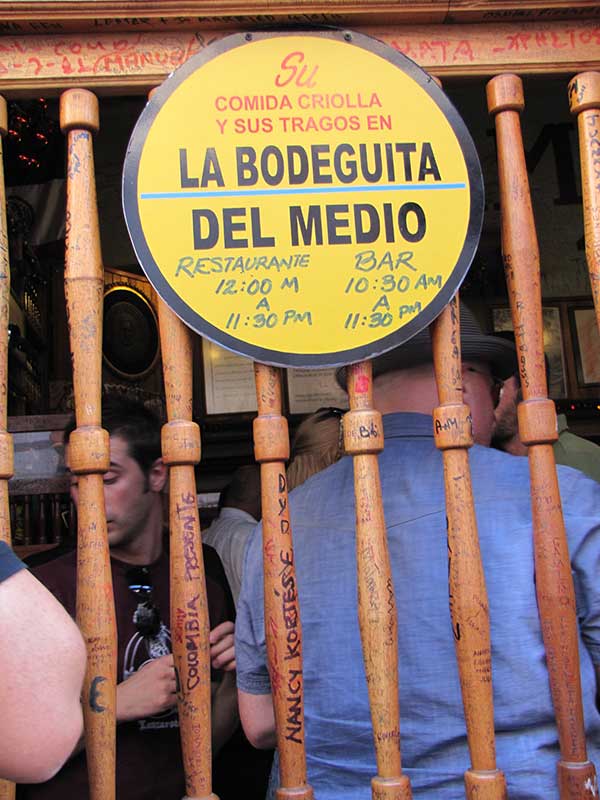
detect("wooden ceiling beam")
(0, 19), (598, 96)
(0, 1), (599, 36)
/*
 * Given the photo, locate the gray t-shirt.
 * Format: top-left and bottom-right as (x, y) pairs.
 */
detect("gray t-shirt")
(202, 507), (257, 605)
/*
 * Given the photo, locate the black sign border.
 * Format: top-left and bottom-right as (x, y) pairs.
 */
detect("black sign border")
(123, 28), (484, 369)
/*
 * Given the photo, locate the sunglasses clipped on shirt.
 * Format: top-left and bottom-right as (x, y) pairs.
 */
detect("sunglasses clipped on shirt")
(315, 406), (345, 419)
(126, 566), (162, 637)
(463, 366), (504, 408)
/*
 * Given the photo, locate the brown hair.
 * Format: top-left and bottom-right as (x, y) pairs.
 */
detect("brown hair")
(64, 395), (161, 475)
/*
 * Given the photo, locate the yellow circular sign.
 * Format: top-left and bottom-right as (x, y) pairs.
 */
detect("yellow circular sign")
(123, 30), (483, 368)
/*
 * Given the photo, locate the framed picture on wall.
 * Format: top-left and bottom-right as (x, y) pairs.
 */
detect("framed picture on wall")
(492, 305), (568, 398)
(569, 306), (600, 387)
(201, 338), (258, 415)
(286, 368), (348, 416)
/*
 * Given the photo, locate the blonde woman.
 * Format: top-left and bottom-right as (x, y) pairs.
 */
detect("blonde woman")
(287, 406), (346, 492)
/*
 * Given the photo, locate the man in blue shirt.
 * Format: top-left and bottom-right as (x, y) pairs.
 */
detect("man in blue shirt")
(235, 309), (600, 799)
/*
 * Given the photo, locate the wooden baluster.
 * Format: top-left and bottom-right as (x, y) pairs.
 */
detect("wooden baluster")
(430, 77), (504, 795)
(69, 497), (76, 541)
(9, 498), (15, 541)
(158, 301), (217, 800)
(344, 361), (412, 800)
(487, 73), (598, 799)
(0, 93), (16, 800)
(52, 493), (62, 543)
(253, 362), (314, 800)
(568, 72), (600, 334)
(146, 74), (216, 794)
(38, 496), (47, 544)
(13, 499), (24, 545)
(23, 494), (31, 545)
(60, 88), (117, 800)
(431, 296), (507, 800)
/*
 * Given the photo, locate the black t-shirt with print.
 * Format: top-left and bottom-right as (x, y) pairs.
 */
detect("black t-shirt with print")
(19, 543), (234, 800)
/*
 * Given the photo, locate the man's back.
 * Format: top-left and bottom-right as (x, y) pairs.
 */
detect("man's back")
(236, 412), (600, 799)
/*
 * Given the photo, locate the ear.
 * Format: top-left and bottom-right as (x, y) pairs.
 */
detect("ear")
(148, 457), (168, 493)
(460, 369), (486, 415)
(460, 368), (474, 401)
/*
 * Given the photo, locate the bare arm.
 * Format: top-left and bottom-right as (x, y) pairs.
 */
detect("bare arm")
(238, 689), (277, 750)
(0, 569), (86, 783)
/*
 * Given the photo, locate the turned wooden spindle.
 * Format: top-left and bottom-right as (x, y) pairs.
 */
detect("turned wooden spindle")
(61, 88), (117, 800)
(146, 79), (217, 799)
(430, 296), (507, 800)
(23, 494), (31, 545)
(52, 493), (62, 543)
(158, 301), (217, 800)
(487, 73), (597, 799)
(38, 496), (47, 544)
(0, 94), (16, 800)
(568, 72), (600, 334)
(253, 362), (313, 800)
(343, 361), (412, 800)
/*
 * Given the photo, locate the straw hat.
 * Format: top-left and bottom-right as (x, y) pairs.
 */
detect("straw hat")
(335, 305), (517, 390)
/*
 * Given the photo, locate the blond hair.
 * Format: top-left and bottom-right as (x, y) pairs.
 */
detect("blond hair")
(287, 408), (345, 491)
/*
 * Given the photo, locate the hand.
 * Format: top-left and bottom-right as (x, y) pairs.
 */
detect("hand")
(117, 653), (177, 723)
(209, 620), (236, 672)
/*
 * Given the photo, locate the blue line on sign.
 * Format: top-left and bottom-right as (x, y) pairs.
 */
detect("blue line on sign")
(139, 182), (467, 200)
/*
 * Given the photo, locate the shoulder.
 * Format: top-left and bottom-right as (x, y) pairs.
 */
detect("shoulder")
(473, 446), (600, 549)
(556, 460), (600, 516)
(469, 445), (533, 499)
(288, 456), (354, 513)
(472, 442), (600, 499)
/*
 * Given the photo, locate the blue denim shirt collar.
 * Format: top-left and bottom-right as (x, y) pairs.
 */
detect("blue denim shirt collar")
(382, 411), (434, 440)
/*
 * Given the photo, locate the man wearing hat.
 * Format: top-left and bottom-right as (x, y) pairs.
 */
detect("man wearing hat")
(234, 306), (600, 799)
(491, 331), (600, 482)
